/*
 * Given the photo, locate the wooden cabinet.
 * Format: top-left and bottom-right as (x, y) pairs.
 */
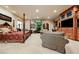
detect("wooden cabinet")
(57, 6), (79, 41)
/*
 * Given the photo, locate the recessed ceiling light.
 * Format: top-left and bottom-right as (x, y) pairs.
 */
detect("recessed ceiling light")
(35, 9), (39, 13)
(12, 10), (16, 13)
(47, 16), (50, 19)
(53, 10), (57, 13)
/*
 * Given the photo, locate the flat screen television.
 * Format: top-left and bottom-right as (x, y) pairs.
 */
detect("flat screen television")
(77, 20), (79, 27)
(61, 18), (73, 27)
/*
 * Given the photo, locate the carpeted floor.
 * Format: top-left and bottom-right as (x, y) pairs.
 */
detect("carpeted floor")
(0, 33), (60, 54)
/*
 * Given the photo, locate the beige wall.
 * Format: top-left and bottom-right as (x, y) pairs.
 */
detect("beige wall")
(0, 6), (22, 28)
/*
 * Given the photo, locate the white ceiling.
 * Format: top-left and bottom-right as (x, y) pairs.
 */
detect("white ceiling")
(2, 5), (72, 20)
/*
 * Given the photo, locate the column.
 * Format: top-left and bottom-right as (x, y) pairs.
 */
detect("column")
(30, 19), (31, 30)
(73, 7), (78, 40)
(23, 13), (25, 39)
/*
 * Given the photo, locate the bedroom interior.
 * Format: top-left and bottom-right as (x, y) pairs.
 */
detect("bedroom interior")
(0, 5), (79, 54)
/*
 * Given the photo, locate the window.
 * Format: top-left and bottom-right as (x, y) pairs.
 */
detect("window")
(61, 15), (65, 19)
(67, 10), (72, 17)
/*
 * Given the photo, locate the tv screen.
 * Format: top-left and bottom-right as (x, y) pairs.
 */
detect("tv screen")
(61, 18), (73, 27)
(77, 20), (79, 27)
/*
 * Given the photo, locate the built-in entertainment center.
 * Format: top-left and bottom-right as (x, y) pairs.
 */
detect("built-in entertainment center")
(57, 5), (79, 40)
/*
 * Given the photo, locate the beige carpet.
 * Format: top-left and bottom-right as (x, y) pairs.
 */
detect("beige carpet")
(0, 33), (60, 54)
